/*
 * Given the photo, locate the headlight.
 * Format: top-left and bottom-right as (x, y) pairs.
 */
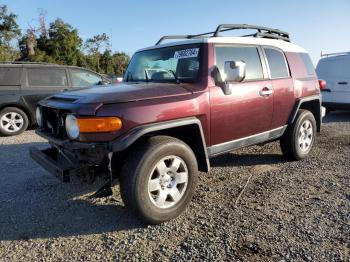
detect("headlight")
(36, 107), (42, 127)
(65, 114), (80, 139)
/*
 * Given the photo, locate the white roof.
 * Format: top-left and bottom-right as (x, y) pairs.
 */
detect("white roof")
(138, 37), (307, 53)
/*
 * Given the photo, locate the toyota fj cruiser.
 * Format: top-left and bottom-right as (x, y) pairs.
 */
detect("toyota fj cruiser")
(30, 24), (324, 224)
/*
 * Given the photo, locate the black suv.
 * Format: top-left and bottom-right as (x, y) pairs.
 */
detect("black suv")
(0, 62), (109, 136)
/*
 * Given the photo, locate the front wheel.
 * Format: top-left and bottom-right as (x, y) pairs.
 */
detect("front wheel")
(280, 109), (316, 160)
(119, 136), (198, 224)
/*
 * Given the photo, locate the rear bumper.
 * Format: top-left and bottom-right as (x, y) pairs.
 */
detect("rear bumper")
(29, 147), (73, 182)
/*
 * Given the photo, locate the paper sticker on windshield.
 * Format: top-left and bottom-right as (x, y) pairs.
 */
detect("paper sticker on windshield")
(174, 48), (199, 59)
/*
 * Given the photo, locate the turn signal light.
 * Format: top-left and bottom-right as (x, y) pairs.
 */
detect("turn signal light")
(77, 117), (122, 133)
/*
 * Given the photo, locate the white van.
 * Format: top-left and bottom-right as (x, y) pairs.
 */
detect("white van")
(316, 52), (350, 111)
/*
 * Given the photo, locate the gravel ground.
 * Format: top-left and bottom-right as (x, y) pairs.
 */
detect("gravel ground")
(0, 112), (349, 261)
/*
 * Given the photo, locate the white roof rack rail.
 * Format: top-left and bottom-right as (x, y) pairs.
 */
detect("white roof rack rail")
(320, 51), (350, 57)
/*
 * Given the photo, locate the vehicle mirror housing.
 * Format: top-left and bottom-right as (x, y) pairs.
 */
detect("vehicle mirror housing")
(224, 60), (246, 82)
(222, 60), (246, 95)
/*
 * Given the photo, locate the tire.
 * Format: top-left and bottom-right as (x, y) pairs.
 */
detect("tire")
(0, 107), (29, 136)
(280, 109), (316, 160)
(119, 136), (198, 224)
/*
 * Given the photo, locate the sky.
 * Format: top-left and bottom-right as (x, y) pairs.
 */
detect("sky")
(2, 0), (350, 64)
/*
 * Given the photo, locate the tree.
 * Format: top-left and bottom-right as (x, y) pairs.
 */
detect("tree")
(84, 33), (109, 72)
(112, 52), (130, 76)
(0, 5), (21, 61)
(1, 5), (130, 75)
(100, 49), (114, 75)
(43, 18), (82, 65)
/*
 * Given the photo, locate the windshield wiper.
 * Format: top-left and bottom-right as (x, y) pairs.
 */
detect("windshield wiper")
(145, 70), (149, 82)
(168, 70), (181, 84)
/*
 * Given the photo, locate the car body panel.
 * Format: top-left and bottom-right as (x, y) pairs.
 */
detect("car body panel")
(53, 82), (193, 104)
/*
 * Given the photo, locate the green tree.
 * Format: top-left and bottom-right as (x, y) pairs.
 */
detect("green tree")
(84, 33), (109, 72)
(100, 49), (114, 75)
(1, 5), (130, 75)
(112, 52), (130, 76)
(44, 18), (82, 65)
(0, 5), (21, 61)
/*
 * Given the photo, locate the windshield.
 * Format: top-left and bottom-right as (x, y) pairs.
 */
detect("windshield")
(124, 44), (201, 83)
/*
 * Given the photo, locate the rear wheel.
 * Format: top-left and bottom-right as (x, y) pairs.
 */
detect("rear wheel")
(119, 136), (198, 224)
(280, 110), (316, 160)
(0, 107), (29, 136)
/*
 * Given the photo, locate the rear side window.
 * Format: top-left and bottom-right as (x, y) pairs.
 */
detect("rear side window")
(215, 46), (263, 80)
(27, 68), (68, 87)
(264, 48), (289, 78)
(71, 69), (102, 87)
(300, 53), (316, 75)
(0, 68), (21, 86)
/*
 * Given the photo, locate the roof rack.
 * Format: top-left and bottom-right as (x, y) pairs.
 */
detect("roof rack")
(156, 24), (290, 45)
(0, 61), (59, 65)
(320, 51), (350, 57)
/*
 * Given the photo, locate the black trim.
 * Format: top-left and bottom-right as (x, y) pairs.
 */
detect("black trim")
(156, 24), (290, 45)
(207, 126), (286, 157)
(109, 117), (209, 164)
(35, 117), (210, 174)
(35, 129), (107, 150)
(289, 95), (322, 132)
(289, 95), (321, 124)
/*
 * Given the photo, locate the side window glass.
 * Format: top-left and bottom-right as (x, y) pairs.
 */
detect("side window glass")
(300, 53), (315, 76)
(71, 70), (102, 87)
(27, 68), (68, 87)
(264, 48), (289, 78)
(215, 46), (264, 81)
(0, 68), (21, 86)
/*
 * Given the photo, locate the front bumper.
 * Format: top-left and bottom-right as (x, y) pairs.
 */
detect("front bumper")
(29, 147), (72, 182)
(30, 130), (110, 182)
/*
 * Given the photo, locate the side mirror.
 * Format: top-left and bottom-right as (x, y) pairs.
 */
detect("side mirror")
(222, 60), (246, 95)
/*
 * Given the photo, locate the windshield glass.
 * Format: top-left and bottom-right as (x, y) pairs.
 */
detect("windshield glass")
(124, 44), (201, 83)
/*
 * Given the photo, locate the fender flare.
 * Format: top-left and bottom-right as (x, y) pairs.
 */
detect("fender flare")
(288, 95), (321, 128)
(109, 117), (210, 172)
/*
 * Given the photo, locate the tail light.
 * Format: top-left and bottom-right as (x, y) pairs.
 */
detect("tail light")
(115, 77), (123, 84)
(318, 79), (327, 90)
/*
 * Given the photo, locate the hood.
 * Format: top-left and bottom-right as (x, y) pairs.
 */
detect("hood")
(51, 82), (192, 104)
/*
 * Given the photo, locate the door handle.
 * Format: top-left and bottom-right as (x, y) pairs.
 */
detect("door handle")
(259, 87), (273, 96)
(338, 81), (348, 85)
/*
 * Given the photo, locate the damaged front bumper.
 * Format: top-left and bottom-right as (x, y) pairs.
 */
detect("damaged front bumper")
(30, 130), (110, 183)
(29, 146), (73, 182)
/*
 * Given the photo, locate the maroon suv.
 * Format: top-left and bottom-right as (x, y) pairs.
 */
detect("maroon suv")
(30, 24), (324, 224)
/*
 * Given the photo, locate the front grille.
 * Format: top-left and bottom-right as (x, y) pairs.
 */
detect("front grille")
(41, 107), (68, 138)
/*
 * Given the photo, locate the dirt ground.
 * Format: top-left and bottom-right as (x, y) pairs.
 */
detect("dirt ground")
(0, 112), (349, 261)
